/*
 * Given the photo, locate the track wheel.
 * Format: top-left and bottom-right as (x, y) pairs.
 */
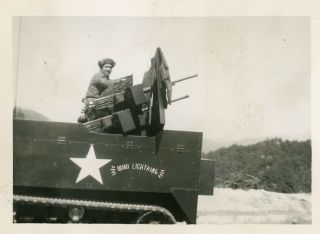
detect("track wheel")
(136, 211), (175, 224)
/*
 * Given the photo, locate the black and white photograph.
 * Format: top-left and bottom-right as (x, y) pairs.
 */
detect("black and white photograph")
(11, 16), (312, 225)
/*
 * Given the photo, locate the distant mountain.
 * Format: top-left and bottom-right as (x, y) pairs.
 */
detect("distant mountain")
(202, 136), (310, 153)
(202, 138), (263, 153)
(13, 107), (50, 121)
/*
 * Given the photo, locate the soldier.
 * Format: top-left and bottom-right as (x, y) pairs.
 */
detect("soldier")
(77, 58), (116, 123)
(85, 58), (116, 100)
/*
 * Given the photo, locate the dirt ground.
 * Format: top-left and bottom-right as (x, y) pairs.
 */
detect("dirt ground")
(197, 188), (311, 224)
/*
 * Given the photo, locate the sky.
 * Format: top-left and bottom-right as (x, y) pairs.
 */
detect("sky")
(13, 17), (310, 142)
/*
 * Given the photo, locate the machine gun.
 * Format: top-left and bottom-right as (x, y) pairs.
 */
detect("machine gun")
(83, 92), (192, 134)
(80, 48), (197, 136)
(82, 75), (133, 121)
(81, 74), (196, 135)
(83, 74), (196, 119)
(83, 83), (150, 134)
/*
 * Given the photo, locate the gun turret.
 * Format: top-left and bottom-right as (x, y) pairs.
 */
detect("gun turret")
(79, 48), (197, 136)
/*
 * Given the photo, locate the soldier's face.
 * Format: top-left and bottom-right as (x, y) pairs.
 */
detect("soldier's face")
(102, 64), (113, 77)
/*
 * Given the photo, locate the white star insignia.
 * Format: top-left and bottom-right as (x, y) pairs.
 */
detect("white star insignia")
(70, 145), (112, 184)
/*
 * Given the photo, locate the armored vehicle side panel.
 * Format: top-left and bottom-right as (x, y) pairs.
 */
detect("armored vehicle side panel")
(13, 119), (214, 224)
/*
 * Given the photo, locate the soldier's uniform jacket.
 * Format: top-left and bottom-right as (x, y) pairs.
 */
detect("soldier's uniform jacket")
(85, 70), (114, 100)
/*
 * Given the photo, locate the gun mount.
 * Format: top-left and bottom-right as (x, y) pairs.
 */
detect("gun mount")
(80, 48), (197, 137)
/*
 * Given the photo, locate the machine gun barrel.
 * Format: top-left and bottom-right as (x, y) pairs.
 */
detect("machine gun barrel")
(171, 95), (189, 103)
(171, 74), (198, 85)
(142, 74), (198, 93)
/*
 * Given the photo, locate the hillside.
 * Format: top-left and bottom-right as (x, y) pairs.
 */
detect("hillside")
(13, 107), (50, 121)
(202, 138), (311, 193)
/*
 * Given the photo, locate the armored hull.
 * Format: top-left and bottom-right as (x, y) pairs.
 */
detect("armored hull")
(13, 119), (214, 224)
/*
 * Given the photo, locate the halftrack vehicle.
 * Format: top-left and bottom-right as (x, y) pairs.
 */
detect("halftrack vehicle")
(13, 48), (215, 224)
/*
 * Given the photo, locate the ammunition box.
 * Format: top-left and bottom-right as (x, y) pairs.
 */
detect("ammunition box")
(127, 84), (147, 106)
(114, 93), (125, 104)
(113, 109), (136, 133)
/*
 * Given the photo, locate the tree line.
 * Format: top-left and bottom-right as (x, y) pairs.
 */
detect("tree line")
(202, 138), (311, 193)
